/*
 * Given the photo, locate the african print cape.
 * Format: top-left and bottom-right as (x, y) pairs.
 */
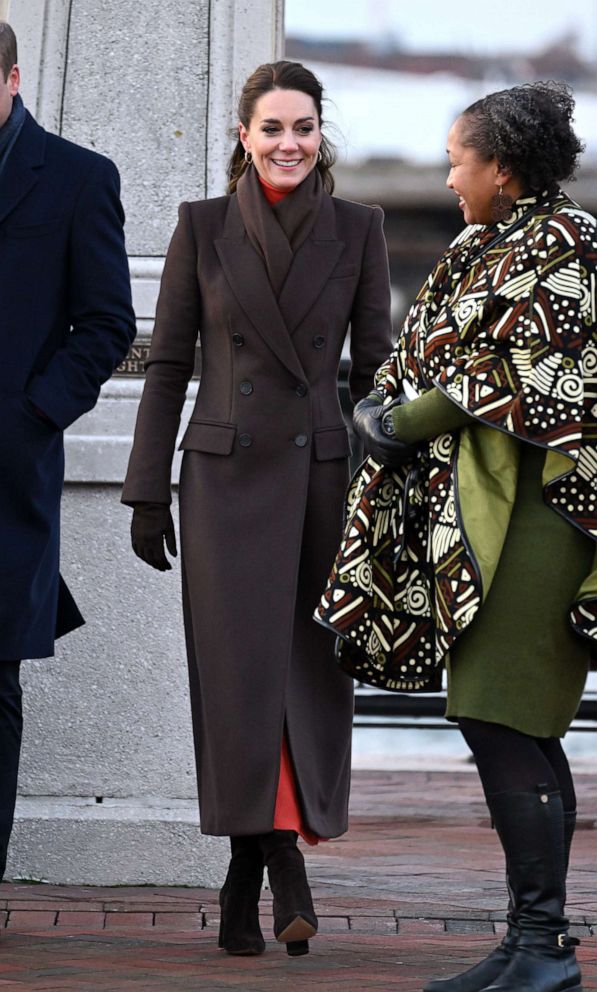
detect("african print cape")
(316, 189), (597, 691)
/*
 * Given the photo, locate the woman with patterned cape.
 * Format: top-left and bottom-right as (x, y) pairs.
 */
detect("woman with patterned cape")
(316, 82), (596, 992)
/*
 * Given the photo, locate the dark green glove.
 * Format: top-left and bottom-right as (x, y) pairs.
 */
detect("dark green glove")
(352, 395), (417, 469)
(131, 503), (177, 572)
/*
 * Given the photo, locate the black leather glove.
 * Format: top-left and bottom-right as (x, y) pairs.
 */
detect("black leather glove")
(131, 503), (177, 571)
(352, 395), (417, 469)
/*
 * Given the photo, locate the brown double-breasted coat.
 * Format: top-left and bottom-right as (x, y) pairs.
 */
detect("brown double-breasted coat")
(122, 189), (392, 837)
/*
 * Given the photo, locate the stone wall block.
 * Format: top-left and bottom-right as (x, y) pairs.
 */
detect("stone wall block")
(61, 0), (210, 254)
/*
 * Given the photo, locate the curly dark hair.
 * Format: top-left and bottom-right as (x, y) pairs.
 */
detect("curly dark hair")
(227, 60), (336, 194)
(459, 81), (584, 192)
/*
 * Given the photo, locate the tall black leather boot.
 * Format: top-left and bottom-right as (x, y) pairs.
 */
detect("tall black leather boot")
(481, 788), (582, 992)
(218, 835), (265, 955)
(423, 800), (579, 992)
(260, 829), (318, 956)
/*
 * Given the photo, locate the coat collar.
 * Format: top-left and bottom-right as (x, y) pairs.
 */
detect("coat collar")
(214, 191), (344, 380)
(0, 111), (46, 227)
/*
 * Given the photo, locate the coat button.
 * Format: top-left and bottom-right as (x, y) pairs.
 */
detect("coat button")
(239, 433), (253, 447)
(232, 333), (245, 347)
(294, 434), (308, 447)
(295, 383), (308, 397)
(313, 335), (325, 349)
(240, 380), (253, 395)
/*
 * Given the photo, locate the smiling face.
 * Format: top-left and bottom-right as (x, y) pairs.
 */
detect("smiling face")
(446, 116), (518, 226)
(238, 88), (322, 192)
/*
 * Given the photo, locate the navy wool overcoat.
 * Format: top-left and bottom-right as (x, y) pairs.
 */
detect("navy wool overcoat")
(0, 111), (136, 660)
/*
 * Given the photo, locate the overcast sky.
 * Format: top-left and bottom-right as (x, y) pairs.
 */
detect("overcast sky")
(286, 0), (597, 62)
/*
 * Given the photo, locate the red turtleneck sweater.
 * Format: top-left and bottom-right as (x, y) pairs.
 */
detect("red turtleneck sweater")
(258, 174), (289, 206)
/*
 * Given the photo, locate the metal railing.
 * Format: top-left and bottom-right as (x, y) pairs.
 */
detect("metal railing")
(354, 685), (597, 732)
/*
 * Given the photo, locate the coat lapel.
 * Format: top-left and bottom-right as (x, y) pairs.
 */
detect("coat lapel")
(278, 193), (345, 334)
(215, 196), (307, 382)
(0, 113), (46, 227)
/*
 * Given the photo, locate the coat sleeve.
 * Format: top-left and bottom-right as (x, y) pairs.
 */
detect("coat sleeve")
(389, 386), (474, 442)
(347, 206), (393, 403)
(121, 201), (201, 506)
(26, 157), (136, 429)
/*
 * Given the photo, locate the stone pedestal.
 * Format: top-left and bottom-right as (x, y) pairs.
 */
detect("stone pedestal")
(4, 0), (283, 886)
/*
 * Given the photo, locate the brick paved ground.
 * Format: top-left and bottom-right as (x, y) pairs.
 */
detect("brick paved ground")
(0, 769), (595, 991)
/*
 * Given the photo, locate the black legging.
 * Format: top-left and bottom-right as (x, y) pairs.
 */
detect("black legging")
(0, 660), (22, 881)
(457, 717), (576, 813)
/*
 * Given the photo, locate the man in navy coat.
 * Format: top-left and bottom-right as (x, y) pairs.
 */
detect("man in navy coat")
(0, 22), (136, 881)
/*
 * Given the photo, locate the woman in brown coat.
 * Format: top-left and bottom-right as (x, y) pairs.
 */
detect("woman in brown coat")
(122, 61), (392, 957)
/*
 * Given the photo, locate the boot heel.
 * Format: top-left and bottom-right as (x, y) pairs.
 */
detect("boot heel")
(218, 916), (224, 949)
(287, 939), (309, 956)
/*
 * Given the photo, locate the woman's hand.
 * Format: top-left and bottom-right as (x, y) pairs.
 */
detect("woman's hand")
(131, 503), (178, 571)
(352, 395), (417, 468)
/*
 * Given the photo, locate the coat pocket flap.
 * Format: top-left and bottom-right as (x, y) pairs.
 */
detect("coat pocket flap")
(5, 220), (61, 239)
(329, 264), (358, 280)
(178, 420), (236, 454)
(313, 425), (351, 461)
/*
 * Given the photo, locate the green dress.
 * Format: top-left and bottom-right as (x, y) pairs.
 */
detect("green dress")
(392, 388), (593, 738)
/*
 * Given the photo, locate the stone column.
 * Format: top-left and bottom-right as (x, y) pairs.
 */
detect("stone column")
(5, 0), (283, 886)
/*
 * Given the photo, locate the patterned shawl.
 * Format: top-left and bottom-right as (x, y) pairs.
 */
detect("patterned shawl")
(316, 189), (597, 691)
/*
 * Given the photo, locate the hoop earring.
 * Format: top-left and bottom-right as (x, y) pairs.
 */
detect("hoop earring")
(317, 148), (323, 163)
(491, 184), (514, 222)
(244, 150), (252, 165)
